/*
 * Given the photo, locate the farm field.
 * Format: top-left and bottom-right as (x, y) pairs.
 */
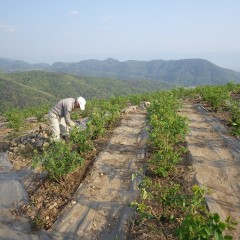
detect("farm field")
(0, 83), (240, 239)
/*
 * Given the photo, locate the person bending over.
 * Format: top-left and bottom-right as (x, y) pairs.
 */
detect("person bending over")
(48, 96), (86, 141)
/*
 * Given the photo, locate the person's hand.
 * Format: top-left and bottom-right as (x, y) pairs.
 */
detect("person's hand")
(73, 121), (81, 128)
(75, 120), (81, 124)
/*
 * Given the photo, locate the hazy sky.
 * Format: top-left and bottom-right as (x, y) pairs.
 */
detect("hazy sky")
(1, 0), (240, 70)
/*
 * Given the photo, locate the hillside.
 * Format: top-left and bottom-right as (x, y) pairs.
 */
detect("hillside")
(0, 74), (55, 112)
(1, 57), (240, 87)
(0, 71), (168, 113)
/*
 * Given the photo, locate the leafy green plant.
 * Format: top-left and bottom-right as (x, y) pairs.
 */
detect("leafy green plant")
(228, 99), (240, 136)
(70, 128), (93, 154)
(150, 147), (181, 177)
(31, 104), (50, 121)
(199, 85), (230, 111)
(32, 214), (45, 230)
(4, 103), (50, 130)
(4, 108), (25, 130)
(176, 213), (236, 240)
(33, 141), (83, 181)
(86, 110), (106, 139)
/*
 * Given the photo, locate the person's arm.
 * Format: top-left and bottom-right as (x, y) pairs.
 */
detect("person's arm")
(63, 101), (76, 127)
(64, 110), (76, 127)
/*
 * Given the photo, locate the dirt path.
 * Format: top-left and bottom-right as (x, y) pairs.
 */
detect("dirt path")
(181, 103), (240, 239)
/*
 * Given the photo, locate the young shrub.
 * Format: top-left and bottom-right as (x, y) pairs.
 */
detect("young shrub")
(33, 141), (83, 181)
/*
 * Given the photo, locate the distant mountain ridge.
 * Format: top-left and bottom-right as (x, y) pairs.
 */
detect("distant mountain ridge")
(1, 57), (240, 87)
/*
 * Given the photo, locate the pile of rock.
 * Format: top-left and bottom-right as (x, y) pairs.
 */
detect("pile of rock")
(10, 128), (49, 151)
(7, 126), (50, 170)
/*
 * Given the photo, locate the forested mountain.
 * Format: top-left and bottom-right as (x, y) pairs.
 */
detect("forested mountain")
(0, 71), (168, 113)
(1, 57), (240, 87)
(50, 58), (240, 86)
